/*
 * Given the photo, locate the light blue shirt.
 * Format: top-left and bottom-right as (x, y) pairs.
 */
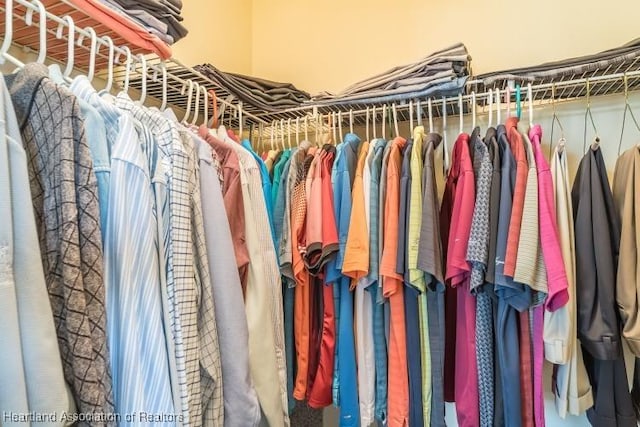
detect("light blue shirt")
(103, 113), (175, 422)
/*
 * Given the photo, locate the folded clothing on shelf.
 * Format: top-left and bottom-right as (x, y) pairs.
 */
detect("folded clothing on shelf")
(99, 0), (188, 44)
(311, 43), (471, 105)
(195, 64), (312, 112)
(476, 39), (640, 86)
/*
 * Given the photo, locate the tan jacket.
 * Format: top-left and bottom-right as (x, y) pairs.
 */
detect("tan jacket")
(613, 146), (640, 356)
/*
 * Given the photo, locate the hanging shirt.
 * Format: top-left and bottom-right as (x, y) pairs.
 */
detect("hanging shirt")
(308, 145), (339, 409)
(325, 133), (362, 426)
(381, 136), (410, 427)
(198, 126), (250, 295)
(547, 145), (594, 418)
(243, 139), (276, 245)
(344, 140), (374, 426)
(366, 138), (389, 425)
(196, 138), (261, 427)
(444, 132), (479, 427)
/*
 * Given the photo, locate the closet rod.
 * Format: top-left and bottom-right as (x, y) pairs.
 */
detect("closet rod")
(2, 0), (268, 125)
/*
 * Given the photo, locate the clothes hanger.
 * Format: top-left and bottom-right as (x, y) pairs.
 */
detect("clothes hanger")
(428, 98), (434, 133)
(471, 91), (477, 130)
(159, 64), (168, 110)
(304, 115), (309, 141)
(295, 117), (300, 147)
(101, 35), (115, 92)
(458, 93), (463, 135)
(270, 120), (275, 151)
(135, 54), (148, 104)
(0, 0), (16, 66)
(287, 118), (293, 149)
(366, 107), (370, 141)
(25, 0), (47, 64)
(442, 96), (450, 172)
(409, 100), (414, 132)
(527, 83), (534, 128)
(488, 90), (493, 128)
(53, 15), (75, 81)
(338, 111), (344, 140)
(417, 100), (423, 127)
(505, 86), (511, 118)
(77, 27), (98, 81)
(190, 82), (201, 126)
(181, 80), (194, 123)
(208, 89), (219, 128)
(349, 110), (354, 135)
(392, 103), (400, 138)
(515, 84), (522, 120)
(121, 46), (132, 95)
(496, 88), (501, 125)
(381, 105), (387, 139)
(549, 84), (566, 156)
(583, 78), (600, 152)
(372, 106), (377, 139)
(280, 119), (286, 150)
(618, 73), (640, 155)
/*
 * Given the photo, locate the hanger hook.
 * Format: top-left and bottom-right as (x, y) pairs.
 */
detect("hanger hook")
(349, 109), (354, 134)
(121, 45), (132, 93)
(618, 73), (640, 155)
(392, 103), (400, 137)
(295, 117), (300, 145)
(495, 88), (501, 124)
(471, 92), (477, 129)
(527, 83), (534, 126)
(181, 80), (194, 122)
(442, 96), (450, 173)
(136, 54), (148, 104)
(366, 107), (370, 141)
(458, 93), (463, 135)
(372, 106), (377, 139)
(80, 27), (98, 81)
(428, 98), (434, 133)
(55, 15), (75, 78)
(488, 90), (493, 128)
(159, 63), (168, 110)
(416, 100), (423, 128)
(25, 0), (47, 63)
(190, 82), (200, 125)
(0, 0), (14, 64)
(287, 118), (292, 148)
(583, 78), (600, 152)
(201, 86), (208, 126)
(409, 100), (414, 131)
(102, 36), (115, 92)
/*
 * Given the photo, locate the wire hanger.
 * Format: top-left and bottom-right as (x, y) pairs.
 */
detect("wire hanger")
(583, 78), (600, 152)
(618, 73), (640, 155)
(549, 84), (566, 156)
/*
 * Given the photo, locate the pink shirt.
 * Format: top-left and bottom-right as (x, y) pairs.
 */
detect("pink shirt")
(529, 125), (569, 312)
(445, 133), (479, 427)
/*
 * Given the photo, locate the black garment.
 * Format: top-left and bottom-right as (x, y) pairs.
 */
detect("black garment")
(572, 147), (635, 427)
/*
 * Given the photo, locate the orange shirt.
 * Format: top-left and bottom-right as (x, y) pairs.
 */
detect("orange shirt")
(381, 136), (409, 427)
(343, 141), (371, 282)
(504, 117), (529, 277)
(291, 146), (313, 399)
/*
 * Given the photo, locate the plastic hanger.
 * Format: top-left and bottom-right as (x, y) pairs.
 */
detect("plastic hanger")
(458, 93), (463, 135)
(208, 89), (218, 128)
(200, 88), (208, 128)
(338, 111), (343, 140)
(0, 0), (15, 65)
(428, 98), (434, 133)
(505, 86), (511, 117)
(549, 84), (566, 156)
(53, 16), (75, 81)
(471, 91), (477, 129)
(304, 116), (309, 141)
(269, 121), (275, 151)
(487, 90), (493, 128)
(190, 82), (200, 125)
(409, 100), (414, 132)
(102, 36), (115, 92)
(159, 64), (168, 110)
(181, 80), (194, 123)
(121, 46), (132, 95)
(280, 119), (286, 150)
(392, 103), (400, 138)
(442, 96), (450, 172)
(365, 107), (370, 141)
(515, 84), (522, 120)
(372, 106), (377, 139)
(25, 0), (47, 64)
(287, 118), (293, 149)
(349, 110), (354, 135)
(77, 27), (98, 81)
(496, 88), (501, 125)
(136, 54), (148, 104)
(527, 83), (534, 128)
(331, 112), (337, 144)
(618, 73), (640, 155)
(295, 117), (300, 146)
(382, 105), (387, 139)
(417, 100), (423, 127)
(583, 78), (600, 152)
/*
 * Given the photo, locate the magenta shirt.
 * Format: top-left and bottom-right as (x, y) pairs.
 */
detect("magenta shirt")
(529, 125), (570, 311)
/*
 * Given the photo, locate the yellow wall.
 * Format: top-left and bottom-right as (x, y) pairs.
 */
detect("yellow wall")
(172, 0), (253, 73)
(251, 0), (639, 94)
